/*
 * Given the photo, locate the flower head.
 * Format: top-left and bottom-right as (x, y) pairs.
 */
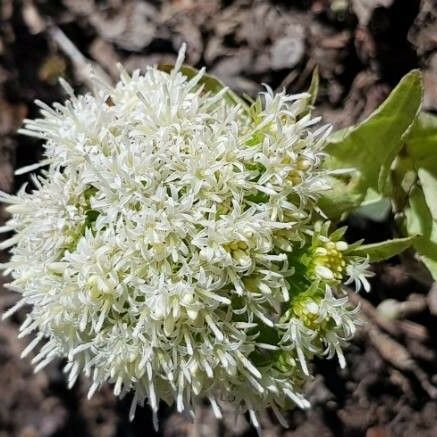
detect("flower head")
(0, 46), (371, 429)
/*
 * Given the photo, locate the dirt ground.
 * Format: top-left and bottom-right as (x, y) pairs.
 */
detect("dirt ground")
(0, 1), (437, 436)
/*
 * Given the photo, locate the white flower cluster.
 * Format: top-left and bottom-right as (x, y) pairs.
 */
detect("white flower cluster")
(0, 47), (372, 429)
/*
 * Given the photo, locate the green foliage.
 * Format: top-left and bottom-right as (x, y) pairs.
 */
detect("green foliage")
(406, 112), (437, 174)
(307, 66), (319, 106)
(353, 194), (391, 222)
(320, 70), (423, 219)
(404, 187), (437, 279)
(401, 113), (437, 279)
(85, 209), (99, 227)
(319, 69), (437, 278)
(348, 235), (418, 262)
(318, 174), (365, 221)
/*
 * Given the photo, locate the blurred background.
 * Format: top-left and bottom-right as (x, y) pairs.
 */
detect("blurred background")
(0, 0), (436, 436)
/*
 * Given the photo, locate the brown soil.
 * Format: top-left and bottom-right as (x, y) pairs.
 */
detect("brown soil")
(0, 1), (436, 436)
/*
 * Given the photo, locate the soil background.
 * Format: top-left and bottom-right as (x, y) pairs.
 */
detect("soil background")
(1, 1), (437, 436)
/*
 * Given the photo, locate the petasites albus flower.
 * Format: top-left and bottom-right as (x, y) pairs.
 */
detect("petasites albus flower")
(0, 46), (371, 429)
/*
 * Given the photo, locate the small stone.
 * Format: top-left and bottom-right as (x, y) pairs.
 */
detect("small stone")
(270, 27), (305, 70)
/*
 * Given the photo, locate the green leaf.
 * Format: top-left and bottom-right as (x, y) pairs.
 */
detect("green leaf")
(158, 64), (247, 108)
(329, 70), (423, 193)
(318, 174), (365, 220)
(322, 70), (423, 218)
(404, 111), (437, 224)
(85, 209), (99, 227)
(406, 112), (437, 173)
(308, 66), (319, 106)
(299, 66), (320, 119)
(405, 187), (437, 280)
(418, 168), (437, 221)
(354, 194), (391, 222)
(348, 235), (418, 262)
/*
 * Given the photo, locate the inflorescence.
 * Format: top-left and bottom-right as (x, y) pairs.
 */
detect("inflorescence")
(0, 46), (372, 429)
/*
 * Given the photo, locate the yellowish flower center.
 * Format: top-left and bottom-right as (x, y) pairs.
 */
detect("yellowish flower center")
(292, 297), (321, 329)
(313, 241), (347, 282)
